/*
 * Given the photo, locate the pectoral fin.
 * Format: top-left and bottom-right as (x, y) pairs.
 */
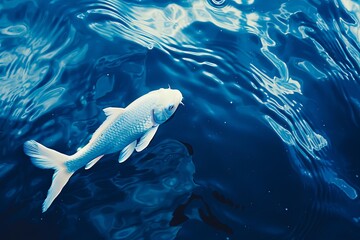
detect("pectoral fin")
(135, 126), (159, 152)
(85, 155), (104, 170)
(118, 141), (136, 163)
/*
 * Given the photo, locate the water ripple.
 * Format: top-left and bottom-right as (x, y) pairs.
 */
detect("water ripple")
(65, 140), (195, 239)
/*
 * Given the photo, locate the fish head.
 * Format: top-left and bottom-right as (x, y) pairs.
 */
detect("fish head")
(152, 88), (183, 124)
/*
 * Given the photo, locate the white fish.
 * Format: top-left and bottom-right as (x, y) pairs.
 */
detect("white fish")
(24, 88), (183, 212)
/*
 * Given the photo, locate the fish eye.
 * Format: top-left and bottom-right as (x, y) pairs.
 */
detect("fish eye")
(168, 105), (174, 111)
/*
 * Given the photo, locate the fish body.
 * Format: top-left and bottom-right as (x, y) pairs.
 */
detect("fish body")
(24, 88), (183, 212)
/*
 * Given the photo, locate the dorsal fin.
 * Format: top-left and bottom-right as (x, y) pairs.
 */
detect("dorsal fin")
(103, 107), (125, 117)
(88, 107), (126, 144)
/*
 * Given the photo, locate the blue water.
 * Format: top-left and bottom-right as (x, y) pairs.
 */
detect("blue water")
(1, 0), (360, 239)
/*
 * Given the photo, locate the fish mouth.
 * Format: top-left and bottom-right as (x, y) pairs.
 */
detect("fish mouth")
(174, 89), (183, 106)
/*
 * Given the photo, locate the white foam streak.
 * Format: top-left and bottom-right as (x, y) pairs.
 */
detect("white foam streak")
(339, 0), (360, 44)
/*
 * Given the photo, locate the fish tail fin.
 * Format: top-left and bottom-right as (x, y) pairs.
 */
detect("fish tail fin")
(24, 140), (73, 212)
(42, 170), (72, 212)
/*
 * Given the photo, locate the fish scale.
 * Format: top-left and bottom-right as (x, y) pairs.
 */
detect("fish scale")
(67, 100), (155, 172)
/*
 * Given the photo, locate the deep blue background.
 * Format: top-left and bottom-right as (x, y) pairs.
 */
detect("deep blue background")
(1, 0), (360, 239)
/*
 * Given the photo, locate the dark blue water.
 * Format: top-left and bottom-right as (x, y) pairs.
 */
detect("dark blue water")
(1, 0), (360, 239)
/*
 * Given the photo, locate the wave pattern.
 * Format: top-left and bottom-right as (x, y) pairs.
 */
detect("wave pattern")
(64, 140), (195, 239)
(1, 0), (360, 239)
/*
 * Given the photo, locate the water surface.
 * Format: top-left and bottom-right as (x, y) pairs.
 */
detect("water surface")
(0, 0), (360, 239)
